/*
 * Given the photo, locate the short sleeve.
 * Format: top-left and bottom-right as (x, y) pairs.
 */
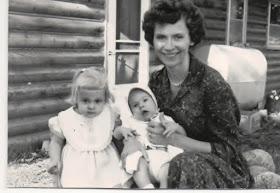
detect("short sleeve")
(48, 116), (65, 139)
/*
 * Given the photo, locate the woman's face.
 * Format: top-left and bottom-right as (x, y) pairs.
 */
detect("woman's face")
(153, 17), (192, 68)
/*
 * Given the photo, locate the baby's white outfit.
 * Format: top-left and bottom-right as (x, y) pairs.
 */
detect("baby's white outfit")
(49, 105), (131, 188)
(123, 113), (183, 182)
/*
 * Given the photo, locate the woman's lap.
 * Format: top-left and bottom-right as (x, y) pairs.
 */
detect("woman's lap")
(168, 151), (250, 189)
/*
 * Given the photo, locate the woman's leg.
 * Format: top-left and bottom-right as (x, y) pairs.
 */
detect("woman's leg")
(168, 152), (251, 189)
(133, 157), (154, 188)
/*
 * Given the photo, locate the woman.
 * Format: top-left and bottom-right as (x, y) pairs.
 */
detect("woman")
(121, 0), (254, 189)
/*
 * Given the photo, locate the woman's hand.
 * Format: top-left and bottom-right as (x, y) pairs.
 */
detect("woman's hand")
(159, 113), (187, 137)
(147, 121), (168, 146)
(121, 137), (149, 168)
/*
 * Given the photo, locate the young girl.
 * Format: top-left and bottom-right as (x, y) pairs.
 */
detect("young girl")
(47, 67), (131, 188)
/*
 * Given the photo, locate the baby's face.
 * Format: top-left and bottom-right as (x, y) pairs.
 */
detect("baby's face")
(129, 90), (157, 121)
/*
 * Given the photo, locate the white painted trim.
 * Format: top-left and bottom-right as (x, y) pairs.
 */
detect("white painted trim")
(226, 0), (248, 47)
(106, 0), (117, 90)
(242, 0), (248, 46)
(226, 0), (231, 45)
(266, 0), (280, 50)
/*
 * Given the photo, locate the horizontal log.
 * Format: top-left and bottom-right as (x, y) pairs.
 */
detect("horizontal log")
(247, 18), (267, 25)
(9, 50), (104, 66)
(8, 113), (56, 137)
(267, 75), (280, 83)
(266, 82), (280, 92)
(8, 98), (71, 119)
(9, 31), (104, 49)
(9, 67), (78, 83)
(194, 0), (227, 9)
(67, 0), (105, 6)
(201, 40), (225, 46)
(205, 29), (225, 40)
(199, 7), (227, 20)
(8, 81), (71, 101)
(248, 9), (267, 18)
(204, 19), (226, 31)
(264, 52), (280, 59)
(247, 27), (266, 35)
(267, 59), (280, 67)
(8, 130), (51, 162)
(9, 14), (104, 35)
(267, 67), (280, 74)
(9, 0), (105, 20)
(247, 35), (266, 43)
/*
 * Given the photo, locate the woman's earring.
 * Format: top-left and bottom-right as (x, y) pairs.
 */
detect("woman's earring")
(190, 42), (194, 46)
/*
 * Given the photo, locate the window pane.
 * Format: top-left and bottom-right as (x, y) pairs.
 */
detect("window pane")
(115, 53), (139, 84)
(231, 0), (244, 20)
(269, 25), (280, 46)
(229, 19), (243, 44)
(268, 3), (280, 47)
(116, 0), (141, 41)
(271, 3), (280, 25)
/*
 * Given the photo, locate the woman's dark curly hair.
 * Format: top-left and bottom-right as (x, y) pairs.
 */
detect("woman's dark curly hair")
(142, 0), (205, 46)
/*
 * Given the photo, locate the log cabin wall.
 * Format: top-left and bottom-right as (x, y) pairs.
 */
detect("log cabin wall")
(8, 0), (106, 160)
(196, 0), (280, 95)
(194, 0), (228, 45)
(246, 0), (280, 94)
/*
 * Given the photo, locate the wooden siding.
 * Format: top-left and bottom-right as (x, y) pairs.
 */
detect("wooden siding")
(246, 0), (280, 94)
(8, 0), (105, 161)
(195, 0), (228, 45)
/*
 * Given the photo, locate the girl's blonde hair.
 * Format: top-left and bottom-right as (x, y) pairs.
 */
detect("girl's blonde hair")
(67, 67), (114, 105)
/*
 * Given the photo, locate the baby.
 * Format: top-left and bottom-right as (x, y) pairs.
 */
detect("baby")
(114, 86), (186, 188)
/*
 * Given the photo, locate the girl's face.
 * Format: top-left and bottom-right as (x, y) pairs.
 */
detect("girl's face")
(153, 17), (192, 69)
(129, 90), (157, 122)
(76, 88), (106, 118)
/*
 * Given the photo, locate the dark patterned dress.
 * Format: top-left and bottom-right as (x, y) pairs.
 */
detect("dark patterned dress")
(148, 54), (254, 189)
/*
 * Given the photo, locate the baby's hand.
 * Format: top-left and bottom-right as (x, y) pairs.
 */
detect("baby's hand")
(120, 126), (138, 140)
(47, 160), (61, 175)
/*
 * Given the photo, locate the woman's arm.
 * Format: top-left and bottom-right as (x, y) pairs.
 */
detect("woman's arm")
(147, 122), (211, 153)
(167, 133), (211, 153)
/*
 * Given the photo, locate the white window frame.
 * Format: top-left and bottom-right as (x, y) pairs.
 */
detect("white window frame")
(105, 0), (150, 93)
(226, 0), (248, 47)
(266, 0), (280, 50)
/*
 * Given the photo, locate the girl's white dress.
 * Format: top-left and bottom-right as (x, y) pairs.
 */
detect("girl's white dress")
(48, 105), (131, 188)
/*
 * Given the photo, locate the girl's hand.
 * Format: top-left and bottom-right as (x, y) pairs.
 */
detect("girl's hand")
(121, 137), (149, 168)
(120, 126), (138, 140)
(48, 160), (62, 175)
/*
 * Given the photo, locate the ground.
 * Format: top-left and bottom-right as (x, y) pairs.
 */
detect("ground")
(6, 119), (280, 188)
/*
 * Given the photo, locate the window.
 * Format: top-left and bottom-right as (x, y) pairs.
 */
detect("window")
(226, 0), (248, 47)
(106, 0), (150, 91)
(267, 0), (280, 49)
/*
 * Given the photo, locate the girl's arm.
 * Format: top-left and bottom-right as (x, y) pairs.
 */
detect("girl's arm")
(48, 133), (64, 174)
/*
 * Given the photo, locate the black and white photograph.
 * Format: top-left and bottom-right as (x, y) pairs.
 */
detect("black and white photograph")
(3, 0), (280, 192)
